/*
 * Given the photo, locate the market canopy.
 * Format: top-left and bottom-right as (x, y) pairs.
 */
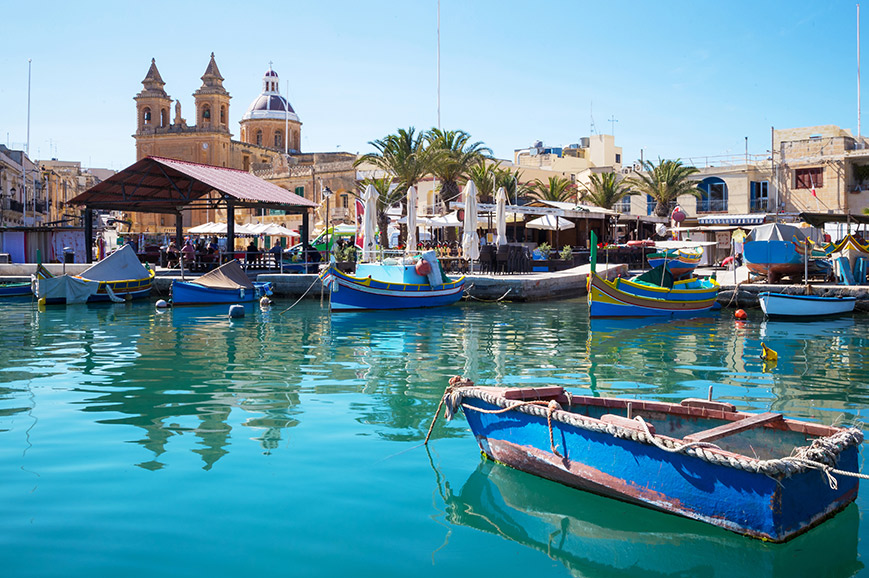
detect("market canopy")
(525, 215), (575, 231)
(68, 156), (317, 214)
(799, 212), (869, 227)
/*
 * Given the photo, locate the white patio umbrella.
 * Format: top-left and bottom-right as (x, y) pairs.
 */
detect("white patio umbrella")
(495, 186), (508, 247)
(361, 184), (379, 262)
(406, 185), (417, 254)
(461, 181), (480, 261)
(188, 221), (218, 234)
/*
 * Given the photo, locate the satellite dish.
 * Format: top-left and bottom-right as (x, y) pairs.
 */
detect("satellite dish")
(655, 223), (667, 237)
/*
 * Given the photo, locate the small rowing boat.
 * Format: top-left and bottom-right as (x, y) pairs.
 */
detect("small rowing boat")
(0, 281), (32, 297)
(170, 260), (272, 306)
(437, 378), (863, 542)
(758, 292), (856, 318)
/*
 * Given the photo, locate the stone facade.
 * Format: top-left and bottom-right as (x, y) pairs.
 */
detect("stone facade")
(130, 55), (355, 235)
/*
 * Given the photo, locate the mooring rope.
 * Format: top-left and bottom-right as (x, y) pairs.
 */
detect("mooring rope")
(278, 274), (323, 316)
(464, 288), (512, 303)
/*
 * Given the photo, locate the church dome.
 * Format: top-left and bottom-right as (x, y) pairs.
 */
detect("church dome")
(241, 66), (300, 122)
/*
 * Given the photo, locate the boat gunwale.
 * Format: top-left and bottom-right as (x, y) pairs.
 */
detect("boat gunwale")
(329, 264), (466, 291)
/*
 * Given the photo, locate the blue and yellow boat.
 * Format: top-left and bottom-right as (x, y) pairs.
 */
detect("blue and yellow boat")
(588, 266), (719, 317)
(322, 253), (465, 311)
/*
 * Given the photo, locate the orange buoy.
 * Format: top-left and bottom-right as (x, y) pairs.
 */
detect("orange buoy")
(734, 309), (747, 320)
(415, 259), (432, 276)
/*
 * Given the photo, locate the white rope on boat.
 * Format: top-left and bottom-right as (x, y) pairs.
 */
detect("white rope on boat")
(104, 284), (125, 303)
(444, 382), (864, 480)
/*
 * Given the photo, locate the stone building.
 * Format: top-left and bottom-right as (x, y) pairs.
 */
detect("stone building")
(131, 54), (356, 235)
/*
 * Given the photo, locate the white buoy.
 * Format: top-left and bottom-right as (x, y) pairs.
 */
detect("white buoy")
(260, 295), (272, 308)
(155, 299), (169, 309)
(228, 304), (245, 318)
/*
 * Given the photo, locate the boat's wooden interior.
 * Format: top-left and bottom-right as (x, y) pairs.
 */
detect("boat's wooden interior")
(492, 386), (838, 461)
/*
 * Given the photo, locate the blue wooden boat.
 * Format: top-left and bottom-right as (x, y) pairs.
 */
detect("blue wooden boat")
(587, 269), (719, 317)
(442, 380), (862, 542)
(171, 260), (272, 306)
(743, 223), (830, 283)
(322, 253), (465, 311)
(0, 281), (32, 297)
(646, 247), (702, 279)
(758, 292), (856, 318)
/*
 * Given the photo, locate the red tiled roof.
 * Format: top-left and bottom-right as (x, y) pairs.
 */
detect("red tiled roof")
(69, 156), (317, 213)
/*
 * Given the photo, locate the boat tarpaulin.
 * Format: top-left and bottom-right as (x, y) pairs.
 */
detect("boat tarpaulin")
(191, 260), (253, 290)
(746, 223), (807, 243)
(80, 244), (150, 282)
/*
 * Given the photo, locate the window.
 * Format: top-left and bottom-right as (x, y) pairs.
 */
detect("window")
(256, 130), (263, 146)
(202, 106), (211, 121)
(295, 186), (305, 198)
(795, 167), (823, 189)
(243, 156), (250, 171)
(750, 181), (769, 213)
(342, 195), (349, 209)
(697, 177), (728, 212)
(143, 108), (151, 125)
(275, 131), (283, 148)
(615, 153), (621, 164)
(161, 108), (168, 127)
(614, 196), (631, 214)
(220, 106), (226, 124)
(646, 194), (656, 215)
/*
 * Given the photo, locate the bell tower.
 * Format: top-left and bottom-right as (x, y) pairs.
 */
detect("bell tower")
(193, 53), (231, 135)
(134, 58), (172, 159)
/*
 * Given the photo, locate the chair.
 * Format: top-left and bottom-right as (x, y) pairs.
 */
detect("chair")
(495, 245), (510, 274)
(479, 245), (496, 273)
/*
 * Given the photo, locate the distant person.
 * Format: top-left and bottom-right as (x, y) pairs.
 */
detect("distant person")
(166, 241), (180, 268)
(268, 241), (283, 268)
(246, 240), (261, 267)
(181, 240), (195, 264)
(303, 242), (321, 273)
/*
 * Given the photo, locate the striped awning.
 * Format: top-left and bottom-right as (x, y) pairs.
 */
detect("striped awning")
(697, 214), (766, 226)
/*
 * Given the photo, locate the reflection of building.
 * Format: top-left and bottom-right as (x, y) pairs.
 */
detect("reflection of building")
(131, 54), (355, 235)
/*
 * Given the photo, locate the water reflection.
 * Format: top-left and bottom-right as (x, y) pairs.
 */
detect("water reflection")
(434, 458), (862, 578)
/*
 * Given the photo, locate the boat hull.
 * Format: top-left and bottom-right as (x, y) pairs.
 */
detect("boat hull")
(646, 250), (701, 279)
(759, 292), (856, 317)
(38, 272), (155, 304)
(588, 273), (718, 317)
(171, 280), (273, 305)
(327, 266), (465, 311)
(456, 387), (861, 542)
(0, 282), (33, 297)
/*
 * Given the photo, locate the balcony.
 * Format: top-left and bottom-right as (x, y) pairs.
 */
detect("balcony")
(9, 200), (23, 213)
(696, 199), (728, 213)
(749, 199), (769, 213)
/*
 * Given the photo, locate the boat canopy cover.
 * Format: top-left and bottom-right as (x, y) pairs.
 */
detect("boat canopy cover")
(80, 244), (150, 282)
(633, 264), (674, 288)
(192, 260), (253, 290)
(746, 223), (807, 243)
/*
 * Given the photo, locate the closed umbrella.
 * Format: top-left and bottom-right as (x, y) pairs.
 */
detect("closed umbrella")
(361, 184), (379, 262)
(495, 186), (508, 247)
(406, 185), (417, 254)
(461, 181), (480, 261)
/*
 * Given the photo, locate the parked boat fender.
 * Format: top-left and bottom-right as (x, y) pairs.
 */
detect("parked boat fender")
(415, 259), (432, 276)
(734, 309), (747, 320)
(229, 304), (245, 318)
(240, 288), (245, 299)
(155, 299), (169, 308)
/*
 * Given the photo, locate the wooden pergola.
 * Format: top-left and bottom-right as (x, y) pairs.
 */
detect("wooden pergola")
(68, 156), (318, 262)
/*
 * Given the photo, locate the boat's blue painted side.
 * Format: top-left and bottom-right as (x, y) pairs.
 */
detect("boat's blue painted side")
(758, 291), (857, 317)
(458, 390), (860, 542)
(326, 265), (465, 311)
(171, 281), (273, 305)
(615, 277), (719, 302)
(588, 273), (719, 318)
(0, 282), (33, 297)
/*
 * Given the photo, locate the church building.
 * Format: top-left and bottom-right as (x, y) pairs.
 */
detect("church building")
(130, 54), (355, 235)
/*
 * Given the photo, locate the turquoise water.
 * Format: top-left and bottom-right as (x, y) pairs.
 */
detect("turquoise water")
(0, 297), (867, 577)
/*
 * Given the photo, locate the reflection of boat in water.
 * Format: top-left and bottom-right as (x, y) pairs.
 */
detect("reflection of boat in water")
(436, 459), (862, 577)
(588, 314), (718, 337)
(760, 316), (856, 340)
(447, 383), (862, 542)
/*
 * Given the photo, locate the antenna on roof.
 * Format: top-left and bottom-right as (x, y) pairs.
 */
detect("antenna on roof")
(589, 102), (597, 135)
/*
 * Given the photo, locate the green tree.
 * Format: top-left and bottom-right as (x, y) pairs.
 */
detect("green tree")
(580, 171), (637, 210)
(466, 160), (501, 203)
(625, 158), (701, 217)
(426, 128), (491, 209)
(528, 175), (577, 203)
(495, 167), (530, 204)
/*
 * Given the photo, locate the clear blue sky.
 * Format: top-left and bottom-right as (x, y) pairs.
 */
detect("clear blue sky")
(0, 0), (864, 170)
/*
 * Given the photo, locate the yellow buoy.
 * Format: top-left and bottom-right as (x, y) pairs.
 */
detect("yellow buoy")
(760, 342), (778, 361)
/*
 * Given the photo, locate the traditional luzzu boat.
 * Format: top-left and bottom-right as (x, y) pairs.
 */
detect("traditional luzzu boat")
(171, 260), (272, 306)
(588, 265), (719, 317)
(322, 250), (465, 311)
(743, 222), (831, 283)
(758, 292), (856, 318)
(646, 247), (703, 279)
(32, 244), (155, 304)
(437, 378), (864, 542)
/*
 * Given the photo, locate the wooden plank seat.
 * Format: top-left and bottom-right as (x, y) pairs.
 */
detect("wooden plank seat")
(680, 398), (736, 413)
(503, 386), (565, 401)
(683, 412), (783, 444)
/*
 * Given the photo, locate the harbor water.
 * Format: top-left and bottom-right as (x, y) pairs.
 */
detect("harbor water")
(1, 297), (867, 577)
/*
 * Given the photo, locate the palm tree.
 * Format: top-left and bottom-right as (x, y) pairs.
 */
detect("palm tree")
(426, 128), (492, 209)
(466, 160), (500, 203)
(528, 176), (577, 203)
(355, 175), (400, 249)
(625, 158), (701, 217)
(495, 167), (529, 204)
(580, 171), (637, 210)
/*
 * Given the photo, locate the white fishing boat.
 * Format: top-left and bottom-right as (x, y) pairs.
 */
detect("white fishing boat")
(758, 292), (856, 318)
